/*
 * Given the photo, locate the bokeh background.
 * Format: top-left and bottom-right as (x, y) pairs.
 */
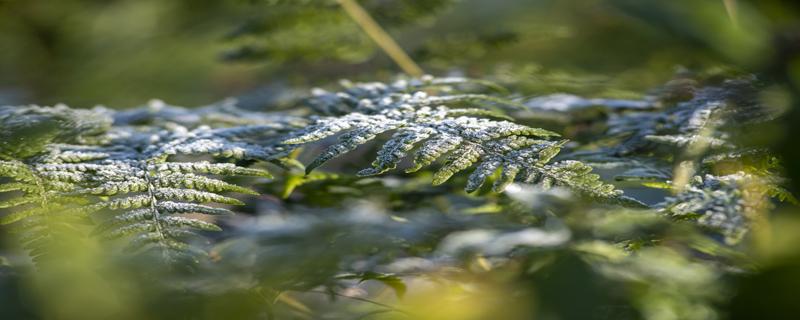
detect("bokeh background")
(3, 0), (797, 108)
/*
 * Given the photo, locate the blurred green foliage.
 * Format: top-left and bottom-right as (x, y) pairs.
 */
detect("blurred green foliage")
(3, 0), (796, 107)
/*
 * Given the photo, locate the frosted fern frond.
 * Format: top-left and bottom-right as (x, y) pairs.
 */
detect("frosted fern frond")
(68, 124), (275, 262)
(285, 95), (559, 191)
(0, 105), (112, 159)
(561, 78), (782, 198)
(113, 99), (308, 128)
(110, 100), (306, 163)
(516, 160), (646, 206)
(281, 79), (636, 205)
(305, 76), (518, 116)
(0, 105), (112, 263)
(155, 125), (293, 161)
(606, 78), (772, 156)
(0, 102), (280, 263)
(658, 173), (790, 244)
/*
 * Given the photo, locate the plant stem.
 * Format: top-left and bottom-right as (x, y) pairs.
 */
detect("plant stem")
(337, 0), (424, 77)
(723, 0), (738, 27)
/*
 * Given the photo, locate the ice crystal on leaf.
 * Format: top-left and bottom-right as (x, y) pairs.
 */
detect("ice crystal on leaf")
(283, 78), (634, 204)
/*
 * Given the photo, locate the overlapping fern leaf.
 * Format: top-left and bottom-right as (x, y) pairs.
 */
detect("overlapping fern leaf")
(72, 123), (288, 262)
(282, 78), (638, 204)
(566, 77), (783, 184)
(606, 78), (773, 156)
(556, 76), (797, 240)
(0, 103), (298, 263)
(659, 172), (794, 244)
(0, 105), (112, 263)
(1, 76), (665, 264)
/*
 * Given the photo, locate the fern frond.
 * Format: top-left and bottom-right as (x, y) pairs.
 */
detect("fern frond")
(0, 105), (111, 159)
(282, 78), (636, 205)
(658, 172), (789, 244)
(112, 99), (308, 129)
(152, 161), (272, 178)
(606, 78), (768, 156)
(0, 160), (92, 263)
(72, 124), (276, 262)
(0, 105), (113, 264)
(286, 91), (559, 190)
(305, 76), (520, 116)
(0, 102), (279, 264)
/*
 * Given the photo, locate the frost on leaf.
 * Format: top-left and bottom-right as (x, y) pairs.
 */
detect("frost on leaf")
(658, 173), (790, 244)
(283, 78), (634, 205)
(69, 123), (275, 261)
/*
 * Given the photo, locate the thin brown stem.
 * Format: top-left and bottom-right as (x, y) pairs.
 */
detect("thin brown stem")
(337, 0), (424, 77)
(723, 0), (738, 27)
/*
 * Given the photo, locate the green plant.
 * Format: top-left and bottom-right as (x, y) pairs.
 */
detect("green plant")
(1, 73), (793, 319)
(2, 1), (799, 319)
(0, 77), (633, 263)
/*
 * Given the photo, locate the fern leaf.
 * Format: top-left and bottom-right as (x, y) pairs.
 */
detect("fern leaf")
(657, 172), (787, 244)
(0, 105), (111, 264)
(152, 161), (272, 178)
(406, 134), (463, 173)
(282, 78), (633, 205)
(356, 128), (434, 176)
(433, 144), (484, 186)
(69, 122), (276, 262)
